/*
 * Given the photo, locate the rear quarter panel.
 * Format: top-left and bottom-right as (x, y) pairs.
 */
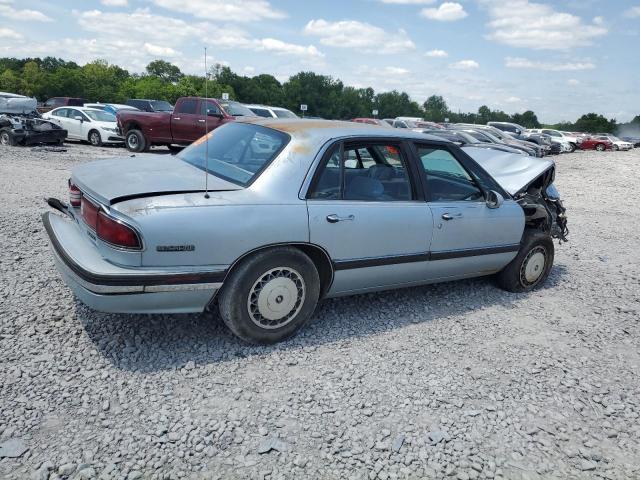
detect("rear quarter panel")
(113, 190), (309, 268)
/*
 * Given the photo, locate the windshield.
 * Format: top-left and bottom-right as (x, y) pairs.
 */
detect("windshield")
(177, 123), (289, 186)
(219, 101), (257, 117)
(273, 108), (297, 119)
(84, 110), (116, 122)
(151, 100), (173, 112)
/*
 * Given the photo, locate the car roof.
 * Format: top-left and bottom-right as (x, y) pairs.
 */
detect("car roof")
(239, 118), (446, 143)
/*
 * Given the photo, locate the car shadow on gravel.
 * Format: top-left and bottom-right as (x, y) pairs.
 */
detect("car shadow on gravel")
(77, 264), (569, 373)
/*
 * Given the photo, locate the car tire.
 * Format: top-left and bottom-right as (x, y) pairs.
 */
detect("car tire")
(218, 247), (321, 345)
(613, 145), (619, 151)
(595, 143), (605, 152)
(568, 143), (576, 153)
(496, 230), (554, 293)
(125, 129), (147, 153)
(88, 130), (102, 147)
(0, 129), (16, 146)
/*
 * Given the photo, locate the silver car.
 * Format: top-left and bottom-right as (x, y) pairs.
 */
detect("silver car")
(43, 119), (568, 344)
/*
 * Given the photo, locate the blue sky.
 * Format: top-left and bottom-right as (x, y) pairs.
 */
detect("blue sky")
(0, 0), (638, 122)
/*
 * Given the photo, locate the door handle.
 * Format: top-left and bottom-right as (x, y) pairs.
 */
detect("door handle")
(326, 214), (355, 223)
(198, 119), (205, 123)
(442, 213), (462, 221)
(173, 117), (181, 120)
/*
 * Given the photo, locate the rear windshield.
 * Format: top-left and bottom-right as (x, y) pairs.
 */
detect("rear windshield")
(273, 109), (297, 119)
(151, 100), (173, 111)
(219, 101), (256, 117)
(178, 123), (289, 186)
(67, 98), (86, 106)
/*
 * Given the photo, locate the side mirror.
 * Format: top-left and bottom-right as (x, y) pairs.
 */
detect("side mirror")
(207, 109), (223, 118)
(74, 116), (84, 122)
(486, 190), (504, 209)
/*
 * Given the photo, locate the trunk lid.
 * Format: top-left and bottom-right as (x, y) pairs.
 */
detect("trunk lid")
(72, 154), (241, 205)
(462, 147), (554, 196)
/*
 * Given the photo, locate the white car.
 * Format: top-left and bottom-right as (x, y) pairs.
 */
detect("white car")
(594, 135), (633, 151)
(245, 104), (298, 119)
(528, 129), (582, 152)
(43, 107), (123, 146)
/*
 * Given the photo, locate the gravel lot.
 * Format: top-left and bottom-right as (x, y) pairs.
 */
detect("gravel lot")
(1, 143), (639, 480)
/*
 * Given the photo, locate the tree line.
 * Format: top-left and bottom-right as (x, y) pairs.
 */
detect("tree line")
(1, 56), (637, 134)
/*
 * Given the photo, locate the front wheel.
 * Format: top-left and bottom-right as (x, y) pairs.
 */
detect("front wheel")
(0, 129), (16, 146)
(568, 143), (576, 153)
(496, 230), (554, 293)
(595, 143), (605, 152)
(218, 247), (320, 344)
(125, 129), (147, 152)
(613, 145), (619, 151)
(89, 130), (102, 147)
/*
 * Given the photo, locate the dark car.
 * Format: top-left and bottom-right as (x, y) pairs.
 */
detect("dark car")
(487, 121), (527, 135)
(621, 136), (640, 147)
(125, 99), (174, 113)
(38, 97), (87, 114)
(419, 129), (528, 155)
(448, 125), (540, 157)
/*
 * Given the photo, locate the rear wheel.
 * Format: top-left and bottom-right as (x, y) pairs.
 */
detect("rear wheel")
(613, 145), (619, 151)
(218, 247), (320, 344)
(595, 143), (605, 152)
(496, 230), (554, 293)
(88, 130), (102, 147)
(0, 129), (16, 146)
(568, 142), (576, 153)
(125, 129), (147, 152)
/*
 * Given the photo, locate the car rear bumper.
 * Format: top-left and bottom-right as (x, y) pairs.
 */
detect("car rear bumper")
(42, 209), (225, 314)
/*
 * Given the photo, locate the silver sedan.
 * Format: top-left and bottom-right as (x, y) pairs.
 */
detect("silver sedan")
(43, 119), (568, 344)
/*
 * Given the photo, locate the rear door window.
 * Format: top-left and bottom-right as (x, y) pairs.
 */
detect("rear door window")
(176, 99), (198, 114)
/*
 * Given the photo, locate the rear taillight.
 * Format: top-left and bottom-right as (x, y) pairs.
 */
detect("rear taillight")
(81, 196), (99, 230)
(69, 180), (81, 208)
(97, 211), (141, 249)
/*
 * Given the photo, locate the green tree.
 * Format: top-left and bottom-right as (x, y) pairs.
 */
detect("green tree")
(21, 61), (47, 98)
(423, 95), (449, 122)
(574, 113), (616, 133)
(0, 69), (21, 93)
(282, 72), (344, 118)
(375, 90), (423, 119)
(145, 60), (183, 83)
(81, 60), (130, 102)
(511, 110), (541, 129)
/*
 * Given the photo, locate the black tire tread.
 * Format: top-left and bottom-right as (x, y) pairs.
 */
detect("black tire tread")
(496, 230), (554, 293)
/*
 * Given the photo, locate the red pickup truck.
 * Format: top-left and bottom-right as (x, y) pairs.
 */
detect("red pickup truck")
(117, 97), (256, 152)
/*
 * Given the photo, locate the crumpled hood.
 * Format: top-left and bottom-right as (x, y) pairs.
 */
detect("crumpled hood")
(72, 154), (241, 205)
(462, 146), (555, 196)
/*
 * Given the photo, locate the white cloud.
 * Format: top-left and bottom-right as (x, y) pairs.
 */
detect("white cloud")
(592, 16), (604, 25)
(505, 56), (595, 71)
(151, 0), (285, 22)
(505, 96), (521, 103)
(625, 6), (640, 18)
(255, 38), (324, 58)
(379, 0), (435, 3)
(449, 59), (479, 69)
(143, 43), (179, 57)
(481, 0), (607, 50)
(567, 79), (580, 86)
(100, 0), (128, 6)
(243, 66), (255, 75)
(383, 66), (410, 75)
(0, 1), (52, 22)
(425, 49), (448, 57)
(0, 27), (22, 39)
(304, 19), (415, 54)
(421, 2), (467, 21)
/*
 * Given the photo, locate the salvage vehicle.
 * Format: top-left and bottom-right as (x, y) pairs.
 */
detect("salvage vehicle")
(43, 107), (123, 147)
(245, 104), (298, 119)
(125, 99), (174, 113)
(43, 119), (568, 344)
(621, 136), (640, 147)
(350, 118), (393, 127)
(84, 103), (139, 114)
(579, 136), (613, 151)
(117, 97), (256, 152)
(449, 126), (540, 157)
(419, 129), (528, 155)
(38, 97), (87, 114)
(0, 92), (67, 146)
(487, 121), (527, 135)
(528, 129), (582, 153)
(593, 135), (633, 151)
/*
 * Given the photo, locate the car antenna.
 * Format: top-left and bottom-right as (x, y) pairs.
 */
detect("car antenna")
(204, 46), (210, 199)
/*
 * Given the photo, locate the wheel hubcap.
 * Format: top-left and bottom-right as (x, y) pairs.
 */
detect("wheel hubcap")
(1, 133), (8, 145)
(91, 134), (99, 144)
(248, 267), (305, 329)
(520, 247), (546, 286)
(128, 135), (138, 148)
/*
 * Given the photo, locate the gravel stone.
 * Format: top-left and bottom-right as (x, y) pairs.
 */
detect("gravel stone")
(1, 145), (640, 479)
